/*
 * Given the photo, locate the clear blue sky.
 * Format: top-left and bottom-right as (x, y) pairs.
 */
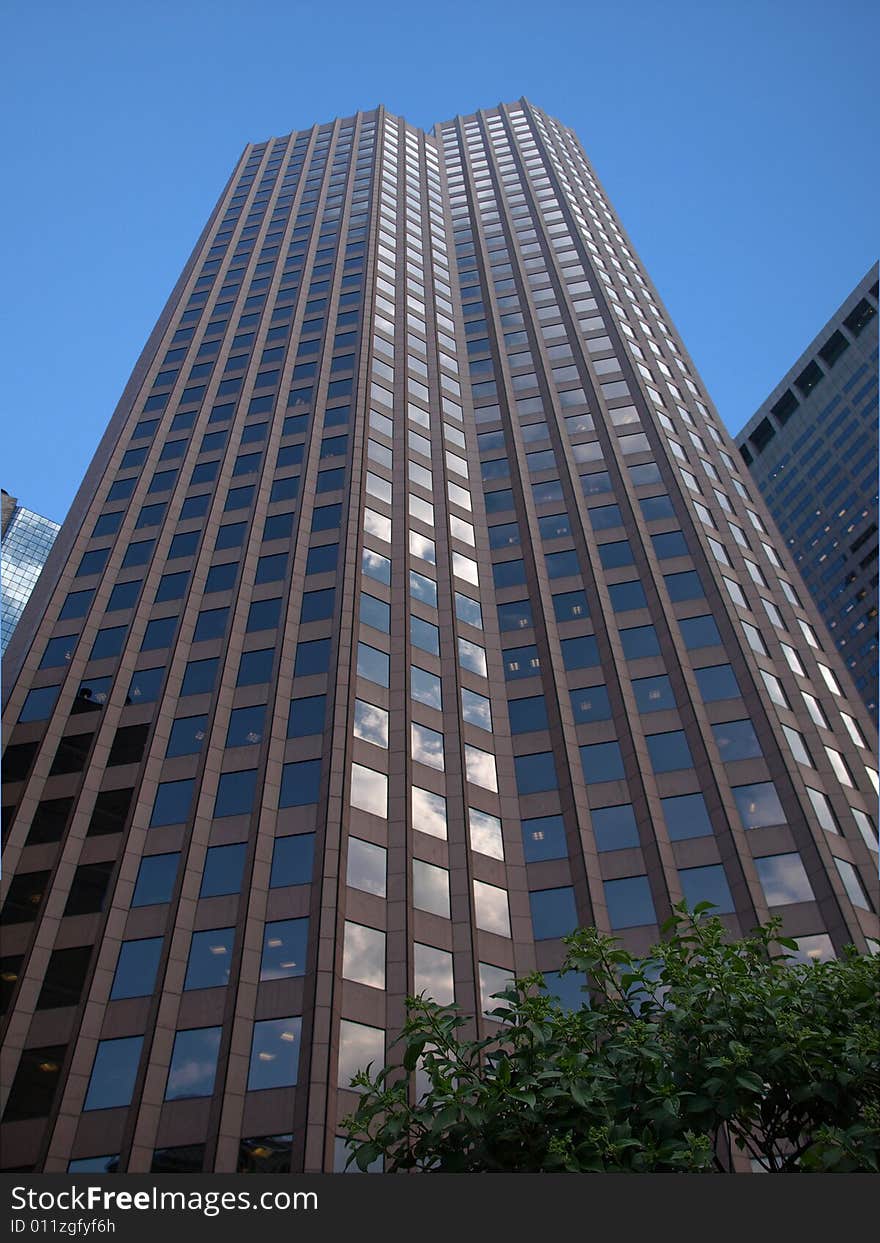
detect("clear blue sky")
(2, 0), (877, 522)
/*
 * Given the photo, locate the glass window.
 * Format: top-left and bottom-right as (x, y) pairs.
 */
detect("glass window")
(413, 859), (450, 918)
(755, 853), (816, 906)
(592, 803), (640, 851)
(521, 814), (567, 862)
(182, 928), (234, 991)
(679, 864), (734, 914)
(83, 1036), (143, 1111)
(132, 853), (179, 907)
(225, 705), (265, 749)
(411, 787), (447, 839)
(580, 741), (625, 783)
(294, 637), (331, 677)
(357, 641), (389, 686)
(200, 843), (246, 897)
(343, 921), (385, 989)
(338, 1020), (383, 1091)
(620, 626), (659, 659)
(346, 838), (386, 897)
(166, 715), (208, 758)
(269, 835), (314, 887)
(180, 656), (218, 696)
(280, 759), (322, 807)
(529, 887), (578, 940)
(193, 608), (227, 642)
(631, 675), (675, 713)
(609, 580), (647, 612)
(508, 695), (548, 733)
(462, 687), (492, 731)
(353, 699), (388, 747)
(261, 918), (309, 979)
(214, 769), (257, 818)
(248, 1017), (302, 1090)
(411, 666), (442, 710)
(413, 944), (454, 1005)
(561, 635), (599, 669)
(110, 938), (163, 1000)
(474, 880), (511, 937)
(661, 792), (713, 840)
(17, 685), (60, 723)
(647, 731), (693, 773)
(696, 664), (739, 701)
(570, 684), (612, 723)
(733, 782), (785, 829)
(247, 597), (282, 632)
(833, 857), (872, 911)
(514, 751), (557, 794)
(680, 614), (721, 649)
(712, 719), (762, 762)
(553, 590), (589, 622)
(350, 763), (388, 817)
(806, 787), (839, 835)
(412, 722), (444, 770)
(150, 779), (195, 827)
(664, 570), (704, 601)
(604, 876), (656, 929)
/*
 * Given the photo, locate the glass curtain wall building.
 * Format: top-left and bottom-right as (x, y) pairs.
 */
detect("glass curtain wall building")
(1, 492), (61, 655)
(1, 101), (878, 1175)
(735, 269), (879, 722)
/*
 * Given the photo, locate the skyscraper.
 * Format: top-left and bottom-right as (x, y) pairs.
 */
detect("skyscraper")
(1, 491), (61, 655)
(1, 102), (877, 1176)
(735, 269), (878, 722)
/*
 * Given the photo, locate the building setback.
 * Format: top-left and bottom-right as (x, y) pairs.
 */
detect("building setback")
(735, 270), (879, 723)
(1, 102), (878, 1175)
(1, 491), (61, 656)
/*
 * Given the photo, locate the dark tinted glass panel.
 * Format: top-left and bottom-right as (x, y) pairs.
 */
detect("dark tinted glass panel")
(570, 684), (611, 723)
(150, 779), (195, 827)
(184, 929), (235, 990)
(580, 741), (625, 783)
(132, 853), (179, 906)
(280, 760), (322, 806)
(64, 862), (113, 916)
(287, 695), (326, 737)
(269, 835), (315, 887)
(514, 752), (557, 794)
(200, 844), (247, 896)
(27, 798), (73, 845)
(662, 792), (713, 840)
(181, 657), (218, 696)
(214, 771), (257, 818)
(529, 887), (578, 940)
(237, 648), (274, 685)
(127, 666), (165, 704)
(592, 803), (640, 851)
(36, 946), (92, 1010)
(110, 938), (163, 1000)
(646, 731), (694, 773)
(88, 788), (133, 837)
(166, 716), (208, 757)
(521, 814), (567, 862)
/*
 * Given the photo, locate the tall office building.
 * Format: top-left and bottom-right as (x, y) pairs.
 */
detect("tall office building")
(735, 270), (879, 722)
(1, 491), (61, 656)
(2, 102), (878, 1176)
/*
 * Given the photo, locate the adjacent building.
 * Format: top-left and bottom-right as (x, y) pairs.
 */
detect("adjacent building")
(1, 492), (61, 656)
(735, 270), (878, 720)
(1, 102), (877, 1176)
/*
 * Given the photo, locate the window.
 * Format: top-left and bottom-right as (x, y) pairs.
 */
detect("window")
(83, 1036), (143, 1111)
(184, 929), (235, 990)
(166, 715), (208, 758)
(604, 876), (656, 929)
(580, 741), (625, 783)
(90, 626), (127, 661)
(338, 1020), (383, 1092)
(149, 779), (195, 828)
(592, 803), (640, 851)
(110, 938), (163, 1000)
(280, 759), (322, 807)
(561, 635), (599, 669)
(36, 946), (92, 1010)
(356, 642), (389, 686)
(664, 570), (703, 601)
(647, 731), (693, 773)
(295, 637), (332, 677)
(412, 722), (444, 770)
(413, 860), (450, 918)
(343, 921), (385, 989)
(247, 1017), (302, 1091)
(609, 580), (647, 612)
(347, 838), (386, 897)
(474, 880), (511, 937)
(18, 685), (61, 723)
(193, 608), (227, 642)
(696, 664), (739, 702)
(350, 763), (388, 817)
(288, 694), (326, 737)
(553, 590), (589, 622)
(680, 614), (721, 649)
(132, 853), (179, 906)
(529, 887), (578, 940)
(204, 563), (236, 594)
(629, 674), (674, 714)
(214, 770), (257, 818)
(200, 843), (247, 896)
(508, 695), (548, 733)
(806, 787), (839, 835)
(679, 864), (734, 914)
(521, 814), (567, 862)
(247, 598), (282, 632)
(569, 684), (612, 723)
(733, 782), (785, 829)
(712, 719), (762, 762)
(662, 792), (713, 840)
(270, 834), (314, 887)
(498, 600), (533, 631)
(411, 787), (447, 839)
(833, 857), (872, 911)
(620, 626), (659, 659)
(754, 853), (815, 906)
(261, 918), (309, 979)
(413, 944), (454, 1005)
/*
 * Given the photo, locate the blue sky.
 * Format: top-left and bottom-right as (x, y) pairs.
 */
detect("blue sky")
(2, 0), (877, 521)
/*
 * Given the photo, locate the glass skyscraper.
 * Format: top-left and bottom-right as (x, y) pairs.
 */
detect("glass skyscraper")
(1, 492), (60, 655)
(1, 101), (877, 1175)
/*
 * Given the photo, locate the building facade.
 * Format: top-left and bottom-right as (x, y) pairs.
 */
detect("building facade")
(1, 492), (61, 656)
(735, 269), (879, 722)
(1, 102), (878, 1176)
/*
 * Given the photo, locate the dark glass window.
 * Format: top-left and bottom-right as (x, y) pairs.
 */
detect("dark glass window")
(561, 635), (599, 669)
(247, 598), (282, 632)
(166, 715), (208, 757)
(598, 540), (634, 569)
(184, 929), (235, 990)
(647, 731), (694, 773)
(680, 615), (721, 649)
(168, 530), (200, 560)
(360, 592), (390, 633)
(181, 657), (218, 696)
(301, 588), (335, 622)
(165, 1027), (221, 1099)
(126, 666), (164, 704)
(155, 571), (189, 603)
(36, 946), (92, 1010)
(521, 814), (567, 862)
(92, 513), (123, 538)
(90, 626), (127, 661)
(264, 511), (295, 540)
(150, 778), (195, 827)
(580, 741), (625, 783)
(26, 797), (73, 845)
(546, 550), (580, 579)
(269, 834), (315, 887)
(311, 503), (341, 531)
(216, 522), (247, 549)
(194, 608), (228, 642)
(570, 684), (612, 723)
(280, 760), (322, 806)
(287, 694), (326, 737)
(620, 626), (660, 659)
(39, 634), (77, 669)
(88, 788), (133, 837)
(225, 486), (255, 511)
(132, 853), (179, 906)
(200, 843), (247, 896)
(136, 503), (166, 529)
(49, 731), (94, 776)
(77, 548), (110, 577)
(632, 675), (675, 713)
(214, 771), (257, 818)
(592, 803), (640, 851)
(712, 719), (762, 762)
(256, 553), (287, 583)
(553, 590), (589, 622)
(508, 696), (549, 734)
(498, 600), (533, 631)
(260, 919), (308, 979)
(504, 643), (541, 679)
(589, 504), (622, 530)
(107, 723), (149, 767)
(82, 1035), (143, 1111)
(604, 876), (656, 929)
(529, 887), (578, 940)
(141, 616), (177, 650)
(18, 685), (61, 723)
(226, 705), (265, 748)
(493, 560), (526, 588)
(110, 938), (163, 1000)
(640, 494), (675, 520)
(410, 616), (439, 656)
(247, 1017), (301, 1091)
(306, 544), (337, 574)
(662, 792), (713, 841)
(59, 589), (95, 620)
(205, 563), (237, 593)
(609, 581), (647, 612)
(237, 648), (274, 686)
(63, 862), (114, 916)
(695, 664), (740, 701)
(294, 637), (331, 676)
(679, 864), (734, 914)
(514, 752), (558, 794)
(1, 870), (49, 924)
(664, 571), (704, 601)
(652, 531), (689, 559)
(4, 1044), (67, 1121)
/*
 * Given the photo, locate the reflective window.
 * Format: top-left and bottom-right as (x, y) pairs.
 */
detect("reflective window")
(200, 843), (246, 897)
(620, 626), (659, 659)
(413, 944), (454, 1005)
(733, 782), (785, 829)
(261, 919), (309, 980)
(287, 694), (326, 737)
(354, 699), (389, 747)
(833, 857), (872, 911)
(338, 1020), (383, 1091)
(357, 641), (389, 686)
(515, 751), (556, 794)
(604, 876), (656, 929)
(269, 835), (314, 887)
(184, 928), (234, 990)
(166, 715), (208, 758)
(580, 741), (625, 783)
(592, 803), (640, 851)
(413, 860), (450, 918)
(350, 763), (388, 817)
(755, 853), (816, 906)
(248, 1017), (302, 1090)
(570, 684), (612, 723)
(214, 769), (257, 818)
(632, 675), (675, 713)
(150, 779), (195, 827)
(662, 792), (713, 840)
(346, 838), (387, 896)
(474, 880), (511, 937)
(411, 666), (442, 709)
(343, 921), (386, 989)
(280, 759), (322, 807)
(646, 730), (693, 773)
(696, 664), (740, 701)
(521, 814), (567, 862)
(132, 853), (179, 907)
(110, 938), (163, 1000)
(84, 1036), (143, 1111)
(712, 719), (762, 762)
(412, 722), (445, 770)
(411, 786), (447, 839)
(180, 657), (218, 696)
(529, 887), (578, 940)
(679, 864), (734, 913)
